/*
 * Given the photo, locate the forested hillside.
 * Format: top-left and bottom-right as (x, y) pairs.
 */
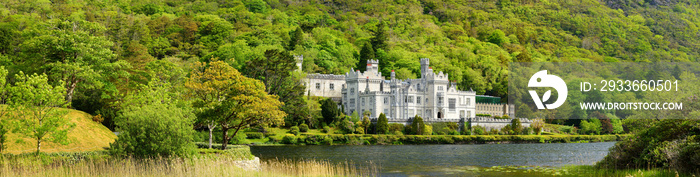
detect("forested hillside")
(0, 0), (698, 128)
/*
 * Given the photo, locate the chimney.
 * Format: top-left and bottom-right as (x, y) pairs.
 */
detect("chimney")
(391, 70), (395, 80)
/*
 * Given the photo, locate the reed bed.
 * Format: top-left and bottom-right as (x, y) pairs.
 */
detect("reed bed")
(0, 155), (378, 177)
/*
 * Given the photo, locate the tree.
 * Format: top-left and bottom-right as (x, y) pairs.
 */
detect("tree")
(188, 60), (285, 150)
(0, 66), (8, 153)
(9, 72), (73, 154)
(531, 119), (545, 135)
(321, 98), (339, 125)
(243, 49), (308, 126)
(410, 115), (425, 135)
(110, 81), (195, 157)
(357, 42), (375, 72)
(362, 115), (370, 134)
(20, 30), (129, 105)
(376, 113), (388, 134)
(370, 21), (388, 52)
(287, 27), (304, 50)
(510, 118), (523, 134)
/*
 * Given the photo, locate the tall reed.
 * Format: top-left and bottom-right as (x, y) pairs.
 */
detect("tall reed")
(0, 155), (377, 177)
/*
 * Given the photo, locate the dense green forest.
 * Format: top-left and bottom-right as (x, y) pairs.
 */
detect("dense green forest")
(1, 0), (699, 128)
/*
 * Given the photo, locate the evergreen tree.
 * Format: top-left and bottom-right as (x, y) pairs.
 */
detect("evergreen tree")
(371, 21), (388, 52)
(321, 98), (339, 125)
(376, 113), (388, 134)
(287, 27), (304, 50)
(357, 42), (374, 72)
(410, 115), (424, 135)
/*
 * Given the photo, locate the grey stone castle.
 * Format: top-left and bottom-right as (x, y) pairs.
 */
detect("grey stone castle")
(299, 56), (525, 129)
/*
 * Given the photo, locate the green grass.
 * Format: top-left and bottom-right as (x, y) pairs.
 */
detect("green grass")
(2, 107), (117, 154)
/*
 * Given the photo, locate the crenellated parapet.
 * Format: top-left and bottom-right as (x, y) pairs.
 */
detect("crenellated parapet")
(306, 73), (346, 80)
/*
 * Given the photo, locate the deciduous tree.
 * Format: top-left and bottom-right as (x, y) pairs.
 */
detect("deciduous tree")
(9, 72), (73, 154)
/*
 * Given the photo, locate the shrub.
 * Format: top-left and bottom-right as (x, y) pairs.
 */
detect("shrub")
(355, 127), (365, 134)
(388, 123), (404, 134)
(110, 100), (196, 158)
(322, 126), (331, 133)
(394, 131), (404, 136)
(322, 136), (333, 145)
(245, 132), (263, 139)
(282, 134), (297, 144)
(263, 132), (276, 137)
(376, 113), (389, 134)
(339, 120), (355, 134)
(290, 126), (300, 135)
(299, 124), (309, 132)
(473, 126), (486, 135)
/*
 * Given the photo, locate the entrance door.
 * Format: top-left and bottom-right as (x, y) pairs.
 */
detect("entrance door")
(437, 112), (442, 119)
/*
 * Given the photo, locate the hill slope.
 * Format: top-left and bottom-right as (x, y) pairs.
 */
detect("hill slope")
(3, 108), (117, 154)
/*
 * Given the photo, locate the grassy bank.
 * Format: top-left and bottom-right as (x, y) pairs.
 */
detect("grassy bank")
(470, 165), (694, 177)
(250, 133), (628, 145)
(0, 146), (377, 177)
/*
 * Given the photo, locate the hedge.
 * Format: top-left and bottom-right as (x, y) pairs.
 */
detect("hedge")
(279, 134), (629, 145)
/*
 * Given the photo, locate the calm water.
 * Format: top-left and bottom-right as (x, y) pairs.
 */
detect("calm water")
(250, 142), (616, 176)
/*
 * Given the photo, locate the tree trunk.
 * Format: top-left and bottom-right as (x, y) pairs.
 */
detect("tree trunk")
(36, 138), (41, 154)
(220, 128), (229, 150)
(208, 124), (214, 149)
(65, 79), (79, 106)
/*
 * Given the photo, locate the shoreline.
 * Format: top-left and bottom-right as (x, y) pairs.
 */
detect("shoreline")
(247, 134), (628, 146)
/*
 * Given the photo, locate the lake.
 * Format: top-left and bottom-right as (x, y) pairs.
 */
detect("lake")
(250, 142), (616, 176)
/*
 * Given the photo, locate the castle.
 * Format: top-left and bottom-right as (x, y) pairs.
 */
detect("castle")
(300, 56), (524, 129)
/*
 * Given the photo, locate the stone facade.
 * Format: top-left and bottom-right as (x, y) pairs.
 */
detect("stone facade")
(342, 59), (477, 120)
(468, 117), (532, 131)
(475, 103), (515, 117)
(298, 56), (525, 130)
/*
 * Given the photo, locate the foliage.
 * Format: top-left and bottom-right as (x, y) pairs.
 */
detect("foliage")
(0, 66), (8, 153)
(289, 126), (300, 136)
(245, 132), (264, 139)
(299, 124), (309, 132)
(242, 49), (308, 126)
(388, 123), (404, 134)
(110, 81), (196, 158)
(338, 119), (355, 134)
(473, 126), (486, 135)
(9, 72), (73, 154)
(409, 115), (425, 135)
(580, 119), (602, 135)
(531, 119), (545, 135)
(320, 98), (339, 125)
(375, 113), (388, 134)
(187, 60), (285, 150)
(322, 126), (331, 134)
(597, 96), (700, 173)
(282, 134), (297, 144)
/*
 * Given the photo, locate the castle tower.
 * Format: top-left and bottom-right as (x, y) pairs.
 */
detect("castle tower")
(366, 59), (379, 73)
(420, 58), (430, 75)
(294, 55), (304, 71)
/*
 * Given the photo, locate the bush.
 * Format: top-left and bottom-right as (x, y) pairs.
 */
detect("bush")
(299, 124), (309, 132)
(321, 136), (333, 145)
(290, 126), (300, 135)
(110, 100), (195, 158)
(245, 132), (263, 139)
(263, 132), (276, 137)
(355, 127), (365, 134)
(388, 123), (404, 134)
(282, 134), (297, 144)
(322, 126), (331, 133)
(376, 113), (389, 134)
(473, 126), (486, 135)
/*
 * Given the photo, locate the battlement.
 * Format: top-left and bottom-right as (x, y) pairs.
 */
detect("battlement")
(307, 73), (345, 80)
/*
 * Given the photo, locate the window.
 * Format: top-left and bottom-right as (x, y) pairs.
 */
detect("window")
(426, 98), (429, 104)
(384, 109), (388, 115)
(362, 98), (365, 106)
(350, 88), (354, 95)
(404, 96), (408, 103)
(467, 111), (472, 117)
(349, 99), (355, 107)
(449, 98), (456, 111)
(438, 86), (444, 91)
(417, 96), (421, 104)
(466, 98), (471, 106)
(330, 83), (334, 90)
(417, 110), (422, 117)
(408, 96), (414, 103)
(384, 97), (389, 104)
(460, 110), (465, 117)
(316, 83), (321, 90)
(408, 109), (414, 117)
(438, 97), (444, 105)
